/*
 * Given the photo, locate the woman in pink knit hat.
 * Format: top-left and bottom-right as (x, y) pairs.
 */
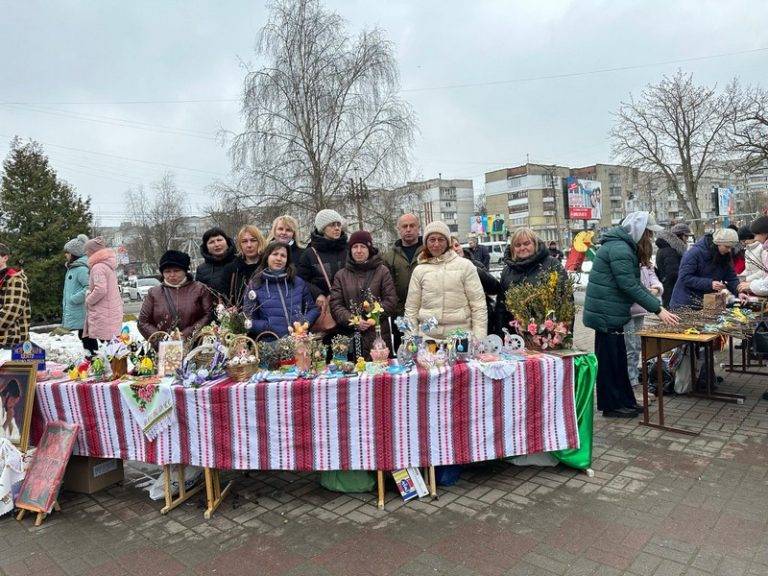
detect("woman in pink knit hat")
(82, 237), (124, 343)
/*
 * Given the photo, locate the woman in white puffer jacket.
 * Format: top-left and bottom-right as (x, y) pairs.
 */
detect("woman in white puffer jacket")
(405, 221), (488, 338)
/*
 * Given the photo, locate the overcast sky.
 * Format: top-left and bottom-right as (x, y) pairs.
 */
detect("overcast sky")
(2, 0), (767, 225)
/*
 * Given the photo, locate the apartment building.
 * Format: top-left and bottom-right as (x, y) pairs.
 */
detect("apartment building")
(570, 164), (640, 227)
(485, 164), (570, 243)
(395, 178), (475, 240)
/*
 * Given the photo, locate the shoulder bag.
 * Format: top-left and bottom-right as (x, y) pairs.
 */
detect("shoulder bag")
(310, 247), (337, 332)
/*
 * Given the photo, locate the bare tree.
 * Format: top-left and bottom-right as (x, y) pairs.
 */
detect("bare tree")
(611, 71), (740, 231)
(203, 182), (261, 238)
(126, 172), (186, 266)
(731, 86), (768, 169)
(229, 0), (416, 223)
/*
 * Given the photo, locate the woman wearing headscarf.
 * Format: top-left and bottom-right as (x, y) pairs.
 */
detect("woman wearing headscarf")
(491, 227), (568, 337)
(584, 212), (678, 418)
(83, 237), (124, 344)
(224, 225), (267, 305)
(267, 215), (305, 265)
(405, 221), (487, 338)
(330, 230), (398, 359)
(62, 234), (96, 355)
(243, 241), (319, 339)
(138, 250), (213, 342)
(669, 228), (741, 310)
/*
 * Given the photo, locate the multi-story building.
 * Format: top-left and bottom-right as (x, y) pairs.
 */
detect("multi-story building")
(570, 164), (640, 227)
(394, 178), (474, 240)
(485, 164), (570, 243)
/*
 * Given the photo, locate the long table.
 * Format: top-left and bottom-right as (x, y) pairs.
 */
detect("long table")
(32, 353), (592, 513)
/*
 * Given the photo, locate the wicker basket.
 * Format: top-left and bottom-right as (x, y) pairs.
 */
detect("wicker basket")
(226, 335), (259, 382)
(191, 328), (219, 367)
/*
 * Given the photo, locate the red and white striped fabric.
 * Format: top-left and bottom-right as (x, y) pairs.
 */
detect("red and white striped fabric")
(31, 355), (579, 471)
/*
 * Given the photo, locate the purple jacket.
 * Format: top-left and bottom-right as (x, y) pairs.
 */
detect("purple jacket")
(630, 265), (663, 317)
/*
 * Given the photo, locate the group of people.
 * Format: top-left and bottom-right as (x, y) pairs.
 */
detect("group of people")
(0, 235), (125, 355)
(0, 208), (576, 361)
(584, 212), (768, 418)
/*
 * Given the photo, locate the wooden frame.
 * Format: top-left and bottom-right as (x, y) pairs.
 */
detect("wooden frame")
(0, 361), (37, 452)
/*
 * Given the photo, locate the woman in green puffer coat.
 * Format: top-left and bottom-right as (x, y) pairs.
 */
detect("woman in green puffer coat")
(583, 212), (679, 419)
(62, 234), (98, 355)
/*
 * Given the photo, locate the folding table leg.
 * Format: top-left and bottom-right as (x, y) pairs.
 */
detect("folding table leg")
(203, 468), (233, 519)
(376, 470), (385, 509)
(160, 464), (205, 515)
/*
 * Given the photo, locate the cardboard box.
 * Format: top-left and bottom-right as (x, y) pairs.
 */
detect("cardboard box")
(62, 456), (124, 494)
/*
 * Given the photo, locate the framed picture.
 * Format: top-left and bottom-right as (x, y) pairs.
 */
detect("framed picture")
(0, 361), (37, 452)
(157, 340), (184, 377)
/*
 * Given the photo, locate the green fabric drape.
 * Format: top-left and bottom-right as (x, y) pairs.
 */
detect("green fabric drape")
(553, 353), (597, 470)
(319, 470), (376, 493)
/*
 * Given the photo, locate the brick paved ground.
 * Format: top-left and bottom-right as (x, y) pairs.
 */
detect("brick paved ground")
(3, 312), (768, 576)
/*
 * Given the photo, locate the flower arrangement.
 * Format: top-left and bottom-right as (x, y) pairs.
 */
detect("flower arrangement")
(331, 334), (351, 362)
(504, 271), (575, 350)
(348, 290), (384, 328)
(214, 303), (248, 335)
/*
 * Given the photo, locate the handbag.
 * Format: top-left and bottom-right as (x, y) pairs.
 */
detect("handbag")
(310, 248), (337, 333)
(753, 320), (768, 357)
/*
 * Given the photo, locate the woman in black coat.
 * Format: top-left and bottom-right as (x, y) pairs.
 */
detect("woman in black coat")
(493, 228), (568, 337)
(296, 209), (348, 344)
(654, 224), (691, 308)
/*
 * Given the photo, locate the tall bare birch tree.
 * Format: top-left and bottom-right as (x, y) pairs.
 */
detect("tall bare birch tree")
(229, 0), (416, 222)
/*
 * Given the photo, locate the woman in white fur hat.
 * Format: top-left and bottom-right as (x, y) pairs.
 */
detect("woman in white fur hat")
(405, 220), (487, 339)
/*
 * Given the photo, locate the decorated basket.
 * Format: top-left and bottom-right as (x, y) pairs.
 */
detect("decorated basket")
(191, 328), (219, 367)
(226, 335), (259, 382)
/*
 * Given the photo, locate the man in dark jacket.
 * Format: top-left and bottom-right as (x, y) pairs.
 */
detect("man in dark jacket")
(383, 214), (423, 319)
(195, 227), (236, 302)
(383, 213), (422, 350)
(467, 235), (490, 269)
(655, 223), (691, 308)
(548, 241), (564, 260)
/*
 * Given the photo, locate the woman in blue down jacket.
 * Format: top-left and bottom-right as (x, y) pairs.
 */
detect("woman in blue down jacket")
(243, 241), (319, 338)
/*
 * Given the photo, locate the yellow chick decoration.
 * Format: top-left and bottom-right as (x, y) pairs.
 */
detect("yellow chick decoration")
(354, 356), (367, 373)
(290, 321), (310, 336)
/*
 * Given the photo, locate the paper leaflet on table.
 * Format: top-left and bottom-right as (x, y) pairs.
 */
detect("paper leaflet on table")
(392, 467), (428, 502)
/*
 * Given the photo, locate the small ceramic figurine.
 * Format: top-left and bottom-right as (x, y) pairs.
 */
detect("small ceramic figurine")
(354, 356), (367, 373)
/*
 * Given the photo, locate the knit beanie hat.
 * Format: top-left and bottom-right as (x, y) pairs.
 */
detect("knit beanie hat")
(423, 221), (451, 243)
(84, 236), (107, 256)
(738, 225), (755, 241)
(712, 227), (739, 248)
(159, 250), (191, 272)
(750, 215), (768, 236)
(348, 230), (376, 257)
(314, 209), (344, 233)
(671, 223), (692, 237)
(64, 234), (89, 257)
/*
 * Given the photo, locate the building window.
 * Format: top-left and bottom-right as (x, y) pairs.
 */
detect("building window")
(448, 224), (458, 233)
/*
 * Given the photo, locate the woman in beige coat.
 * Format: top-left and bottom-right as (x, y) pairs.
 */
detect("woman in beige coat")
(405, 221), (487, 339)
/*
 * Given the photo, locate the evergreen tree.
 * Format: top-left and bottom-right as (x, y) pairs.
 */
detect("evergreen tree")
(0, 137), (93, 323)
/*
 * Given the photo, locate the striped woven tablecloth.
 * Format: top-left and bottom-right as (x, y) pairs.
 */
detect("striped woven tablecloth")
(31, 355), (579, 471)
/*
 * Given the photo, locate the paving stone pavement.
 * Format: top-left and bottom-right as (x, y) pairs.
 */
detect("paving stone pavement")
(3, 313), (768, 576)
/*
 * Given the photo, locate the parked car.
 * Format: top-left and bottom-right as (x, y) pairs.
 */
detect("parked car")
(123, 276), (160, 301)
